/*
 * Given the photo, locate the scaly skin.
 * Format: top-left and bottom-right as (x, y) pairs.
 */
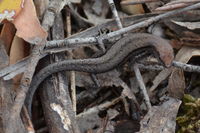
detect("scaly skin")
(25, 33), (174, 115)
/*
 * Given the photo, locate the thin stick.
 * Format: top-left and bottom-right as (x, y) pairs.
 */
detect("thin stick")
(173, 61), (200, 73)
(155, 3), (189, 11)
(108, 0), (123, 29)
(121, 0), (159, 5)
(133, 64), (151, 110)
(77, 97), (121, 118)
(0, 57), (28, 77)
(66, 10), (77, 113)
(46, 37), (98, 48)
(166, 0), (200, 5)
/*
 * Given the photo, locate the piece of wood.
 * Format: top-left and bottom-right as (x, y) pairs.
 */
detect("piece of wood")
(38, 13), (80, 133)
(0, 42), (26, 133)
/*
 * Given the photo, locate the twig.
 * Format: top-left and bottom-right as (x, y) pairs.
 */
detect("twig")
(166, 0), (200, 5)
(4, 66), (26, 80)
(1, 54), (46, 80)
(0, 57), (28, 77)
(133, 64), (152, 110)
(77, 97), (121, 118)
(138, 61), (200, 73)
(173, 61), (200, 73)
(155, 0), (200, 11)
(46, 37), (98, 48)
(155, 3), (189, 11)
(121, 0), (159, 5)
(108, 0), (123, 29)
(66, 10), (77, 113)
(120, 79), (140, 115)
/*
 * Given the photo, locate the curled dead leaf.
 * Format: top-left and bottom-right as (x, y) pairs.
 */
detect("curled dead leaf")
(12, 0), (47, 44)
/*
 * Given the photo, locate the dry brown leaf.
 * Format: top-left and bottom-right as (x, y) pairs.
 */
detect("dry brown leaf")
(170, 40), (183, 49)
(9, 36), (29, 89)
(168, 69), (185, 99)
(12, 0), (47, 44)
(120, 0), (144, 15)
(0, 22), (16, 53)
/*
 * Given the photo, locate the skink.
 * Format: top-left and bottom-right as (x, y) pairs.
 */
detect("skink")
(25, 33), (174, 115)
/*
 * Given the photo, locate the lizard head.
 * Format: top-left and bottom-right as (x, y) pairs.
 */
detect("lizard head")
(155, 40), (174, 68)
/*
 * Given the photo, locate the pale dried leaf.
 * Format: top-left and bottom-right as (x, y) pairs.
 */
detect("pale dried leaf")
(9, 36), (28, 89)
(168, 69), (185, 99)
